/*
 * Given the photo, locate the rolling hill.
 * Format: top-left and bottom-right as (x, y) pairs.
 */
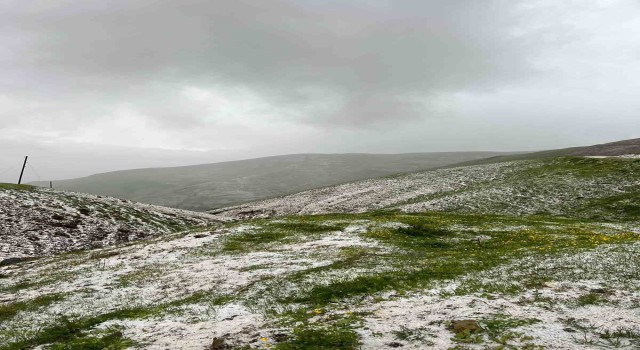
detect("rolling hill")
(31, 152), (508, 211)
(214, 138), (640, 220)
(215, 156), (640, 221)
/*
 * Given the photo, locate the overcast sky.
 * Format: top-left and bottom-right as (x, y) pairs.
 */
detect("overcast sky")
(1, 0), (639, 182)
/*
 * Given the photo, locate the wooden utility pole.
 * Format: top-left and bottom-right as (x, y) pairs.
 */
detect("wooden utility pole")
(18, 156), (28, 185)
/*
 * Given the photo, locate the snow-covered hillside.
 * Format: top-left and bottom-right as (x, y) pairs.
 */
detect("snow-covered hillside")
(214, 157), (640, 221)
(0, 184), (225, 260)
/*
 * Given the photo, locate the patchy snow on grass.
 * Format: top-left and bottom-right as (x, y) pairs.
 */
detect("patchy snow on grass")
(359, 290), (640, 349)
(101, 304), (266, 350)
(356, 242), (640, 349)
(215, 162), (520, 218)
(585, 154), (640, 159)
(0, 222), (392, 348)
(215, 157), (640, 222)
(2, 221), (638, 349)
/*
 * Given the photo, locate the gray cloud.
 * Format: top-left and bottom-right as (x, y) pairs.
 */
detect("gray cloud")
(1, 0), (640, 182)
(1, 0), (534, 126)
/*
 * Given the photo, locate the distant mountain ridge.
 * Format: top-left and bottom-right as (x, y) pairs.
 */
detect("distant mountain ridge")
(569, 137), (640, 156)
(32, 152), (507, 211)
(30, 138), (639, 211)
(449, 137), (640, 167)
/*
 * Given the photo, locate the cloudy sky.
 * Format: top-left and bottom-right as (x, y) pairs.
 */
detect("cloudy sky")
(1, 0), (639, 182)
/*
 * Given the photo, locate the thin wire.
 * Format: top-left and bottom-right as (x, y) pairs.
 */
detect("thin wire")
(0, 166), (16, 176)
(26, 162), (42, 181)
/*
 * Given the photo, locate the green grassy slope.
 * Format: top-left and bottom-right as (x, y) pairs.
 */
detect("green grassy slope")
(398, 157), (640, 221)
(216, 156), (640, 223)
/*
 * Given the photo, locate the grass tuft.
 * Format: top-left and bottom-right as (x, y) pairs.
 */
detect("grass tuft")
(0, 293), (66, 322)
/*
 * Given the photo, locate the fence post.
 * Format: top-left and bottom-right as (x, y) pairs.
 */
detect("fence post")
(18, 156), (28, 185)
